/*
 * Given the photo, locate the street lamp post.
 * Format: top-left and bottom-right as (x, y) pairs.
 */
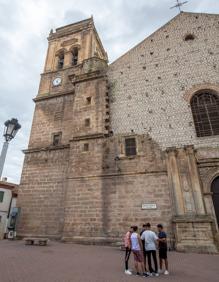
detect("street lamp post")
(0, 118), (21, 179)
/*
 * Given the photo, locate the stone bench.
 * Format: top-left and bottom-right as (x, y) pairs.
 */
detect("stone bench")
(24, 238), (49, 246)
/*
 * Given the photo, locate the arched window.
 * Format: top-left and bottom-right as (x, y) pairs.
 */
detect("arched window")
(191, 91), (219, 137)
(71, 47), (78, 66)
(57, 52), (64, 69)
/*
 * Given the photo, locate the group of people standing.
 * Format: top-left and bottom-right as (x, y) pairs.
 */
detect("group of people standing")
(124, 223), (169, 277)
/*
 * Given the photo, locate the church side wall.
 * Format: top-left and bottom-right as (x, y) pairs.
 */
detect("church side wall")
(62, 135), (173, 244)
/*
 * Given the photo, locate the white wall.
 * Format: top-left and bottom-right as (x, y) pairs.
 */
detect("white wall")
(0, 187), (12, 239)
(0, 187), (12, 212)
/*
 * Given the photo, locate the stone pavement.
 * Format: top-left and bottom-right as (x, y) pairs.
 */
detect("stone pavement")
(0, 240), (219, 282)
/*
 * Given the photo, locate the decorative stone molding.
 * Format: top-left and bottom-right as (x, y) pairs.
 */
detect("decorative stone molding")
(61, 38), (78, 47)
(199, 167), (219, 194)
(55, 48), (67, 56)
(183, 83), (219, 102)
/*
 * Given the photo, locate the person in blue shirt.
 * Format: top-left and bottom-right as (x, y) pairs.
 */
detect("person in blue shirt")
(157, 224), (169, 275)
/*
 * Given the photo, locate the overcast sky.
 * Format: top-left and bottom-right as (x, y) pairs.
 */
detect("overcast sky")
(0, 0), (219, 184)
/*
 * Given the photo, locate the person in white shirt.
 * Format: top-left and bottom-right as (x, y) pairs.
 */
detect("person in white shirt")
(141, 223), (159, 277)
(130, 226), (148, 277)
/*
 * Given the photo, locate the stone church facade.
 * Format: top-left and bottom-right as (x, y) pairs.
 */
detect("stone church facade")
(17, 12), (219, 253)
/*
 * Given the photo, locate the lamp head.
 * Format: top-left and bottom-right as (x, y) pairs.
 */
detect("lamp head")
(4, 118), (21, 142)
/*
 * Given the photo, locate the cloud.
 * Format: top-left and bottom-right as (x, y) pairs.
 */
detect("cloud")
(0, 0), (218, 183)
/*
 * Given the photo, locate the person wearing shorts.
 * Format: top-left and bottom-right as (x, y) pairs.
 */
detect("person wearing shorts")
(157, 224), (169, 275)
(130, 226), (148, 277)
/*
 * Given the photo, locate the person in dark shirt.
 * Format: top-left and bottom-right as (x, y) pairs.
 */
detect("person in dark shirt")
(157, 224), (169, 275)
(140, 224), (148, 272)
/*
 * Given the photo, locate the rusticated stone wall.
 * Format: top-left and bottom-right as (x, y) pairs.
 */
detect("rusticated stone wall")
(17, 148), (69, 238)
(62, 134), (173, 242)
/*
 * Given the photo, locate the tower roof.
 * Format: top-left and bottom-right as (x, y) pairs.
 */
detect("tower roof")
(48, 17), (94, 40)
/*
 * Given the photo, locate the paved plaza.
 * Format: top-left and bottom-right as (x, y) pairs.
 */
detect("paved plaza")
(0, 240), (219, 282)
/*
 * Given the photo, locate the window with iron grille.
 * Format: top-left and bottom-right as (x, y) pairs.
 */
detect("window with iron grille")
(52, 132), (62, 146)
(125, 138), (137, 156)
(85, 118), (90, 127)
(83, 143), (89, 152)
(191, 91), (219, 137)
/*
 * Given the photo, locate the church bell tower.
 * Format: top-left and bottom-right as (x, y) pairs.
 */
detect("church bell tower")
(17, 18), (110, 239)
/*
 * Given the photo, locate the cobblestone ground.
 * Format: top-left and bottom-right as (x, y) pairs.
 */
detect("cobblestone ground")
(0, 240), (219, 282)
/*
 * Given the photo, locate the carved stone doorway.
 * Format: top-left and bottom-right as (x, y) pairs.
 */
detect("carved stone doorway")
(211, 176), (219, 226)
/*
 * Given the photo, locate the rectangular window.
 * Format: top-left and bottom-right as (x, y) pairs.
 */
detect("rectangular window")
(84, 143), (89, 152)
(125, 138), (137, 156)
(86, 97), (92, 105)
(0, 191), (4, 203)
(52, 132), (62, 146)
(85, 118), (90, 127)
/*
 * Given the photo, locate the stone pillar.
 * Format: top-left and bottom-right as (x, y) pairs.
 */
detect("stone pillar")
(166, 149), (185, 215)
(186, 146), (205, 215)
(64, 51), (72, 68)
(166, 147), (218, 253)
(54, 56), (59, 70)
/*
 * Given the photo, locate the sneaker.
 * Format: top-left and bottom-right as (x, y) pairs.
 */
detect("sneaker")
(143, 272), (149, 277)
(153, 272), (159, 277)
(164, 270), (169, 275)
(147, 272), (153, 277)
(135, 272), (141, 276)
(125, 270), (132, 275)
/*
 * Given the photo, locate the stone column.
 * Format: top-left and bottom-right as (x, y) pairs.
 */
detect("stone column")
(54, 56), (59, 70)
(186, 146), (205, 215)
(166, 149), (185, 215)
(64, 51), (72, 68)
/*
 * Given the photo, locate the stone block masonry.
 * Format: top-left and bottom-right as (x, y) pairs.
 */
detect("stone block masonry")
(17, 14), (219, 253)
(108, 12), (219, 150)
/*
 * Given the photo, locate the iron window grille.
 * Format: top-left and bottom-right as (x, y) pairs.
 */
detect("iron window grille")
(125, 138), (137, 156)
(191, 91), (219, 137)
(52, 133), (62, 146)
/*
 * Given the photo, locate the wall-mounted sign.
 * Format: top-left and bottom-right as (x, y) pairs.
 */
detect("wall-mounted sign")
(142, 203), (157, 210)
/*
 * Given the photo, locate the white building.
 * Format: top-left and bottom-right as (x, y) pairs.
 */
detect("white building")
(0, 180), (18, 239)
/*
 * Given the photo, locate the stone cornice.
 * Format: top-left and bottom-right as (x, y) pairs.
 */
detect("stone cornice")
(67, 170), (167, 180)
(172, 215), (214, 223)
(48, 18), (94, 41)
(40, 63), (82, 76)
(33, 90), (74, 102)
(69, 70), (106, 85)
(23, 144), (70, 154)
(70, 133), (105, 141)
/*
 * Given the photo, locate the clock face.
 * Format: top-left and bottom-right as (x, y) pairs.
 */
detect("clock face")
(53, 77), (62, 86)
